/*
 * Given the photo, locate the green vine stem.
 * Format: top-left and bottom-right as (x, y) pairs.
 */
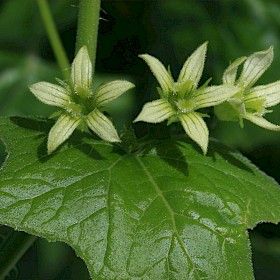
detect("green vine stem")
(0, 231), (37, 279)
(76, 0), (101, 77)
(37, 0), (70, 79)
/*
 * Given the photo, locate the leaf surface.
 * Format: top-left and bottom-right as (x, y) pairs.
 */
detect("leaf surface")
(0, 117), (280, 279)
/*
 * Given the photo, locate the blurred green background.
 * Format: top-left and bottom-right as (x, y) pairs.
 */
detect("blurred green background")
(0, 0), (279, 279)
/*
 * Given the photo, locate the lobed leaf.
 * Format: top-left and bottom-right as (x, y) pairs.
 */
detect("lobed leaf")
(0, 117), (280, 279)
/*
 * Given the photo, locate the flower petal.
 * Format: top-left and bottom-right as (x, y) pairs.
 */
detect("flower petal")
(139, 54), (174, 95)
(222, 56), (247, 85)
(133, 99), (175, 123)
(94, 80), (135, 106)
(242, 113), (280, 131)
(179, 112), (209, 154)
(29, 82), (71, 108)
(239, 46), (273, 88)
(48, 114), (81, 154)
(86, 109), (120, 142)
(178, 42), (208, 86)
(245, 81), (280, 108)
(71, 46), (92, 90)
(193, 85), (239, 109)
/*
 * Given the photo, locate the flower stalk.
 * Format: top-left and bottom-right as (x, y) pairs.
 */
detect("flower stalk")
(37, 0), (70, 79)
(75, 0), (101, 77)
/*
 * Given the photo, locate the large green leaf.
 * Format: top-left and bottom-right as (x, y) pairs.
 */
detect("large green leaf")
(0, 117), (280, 279)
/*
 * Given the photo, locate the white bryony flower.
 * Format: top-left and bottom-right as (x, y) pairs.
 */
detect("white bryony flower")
(29, 46), (135, 154)
(215, 46), (280, 131)
(134, 42), (239, 154)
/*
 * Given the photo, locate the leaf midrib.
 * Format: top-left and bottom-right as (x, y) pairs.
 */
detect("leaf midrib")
(135, 156), (195, 275)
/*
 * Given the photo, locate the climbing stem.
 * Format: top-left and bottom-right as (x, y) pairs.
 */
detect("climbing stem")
(37, 0), (70, 79)
(0, 230), (37, 279)
(76, 0), (101, 77)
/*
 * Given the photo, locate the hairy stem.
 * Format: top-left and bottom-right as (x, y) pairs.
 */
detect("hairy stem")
(76, 0), (101, 77)
(37, 0), (70, 79)
(0, 230), (37, 279)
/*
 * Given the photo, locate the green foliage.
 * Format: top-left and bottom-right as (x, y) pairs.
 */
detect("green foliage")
(1, 116), (280, 279)
(0, 0), (280, 278)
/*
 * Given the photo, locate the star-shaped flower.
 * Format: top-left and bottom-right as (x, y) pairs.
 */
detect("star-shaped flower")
(29, 46), (135, 154)
(215, 46), (280, 131)
(134, 42), (239, 154)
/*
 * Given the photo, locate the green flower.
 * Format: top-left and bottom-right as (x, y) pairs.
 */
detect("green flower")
(29, 46), (135, 154)
(215, 46), (280, 130)
(134, 42), (239, 154)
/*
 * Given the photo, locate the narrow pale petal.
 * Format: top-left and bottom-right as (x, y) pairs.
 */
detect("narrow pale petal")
(242, 113), (280, 131)
(139, 54), (174, 95)
(178, 42), (208, 86)
(47, 114), (81, 154)
(179, 112), (209, 154)
(94, 80), (135, 106)
(193, 85), (239, 110)
(222, 57), (246, 85)
(239, 46), (273, 88)
(86, 109), (120, 142)
(245, 81), (280, 107)
(133, 99), (175, 123)
(29, 82), (71, 108)
(71, 46), (92, 90)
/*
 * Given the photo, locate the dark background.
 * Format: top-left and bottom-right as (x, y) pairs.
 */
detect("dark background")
(0, 0), (280, 279)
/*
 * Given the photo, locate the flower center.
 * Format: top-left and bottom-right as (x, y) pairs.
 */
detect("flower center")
(174, 80), (196, 99)
(66, 90), (95, 117)
(175, 99), (196, 113)
(75, 86), (92, 99)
